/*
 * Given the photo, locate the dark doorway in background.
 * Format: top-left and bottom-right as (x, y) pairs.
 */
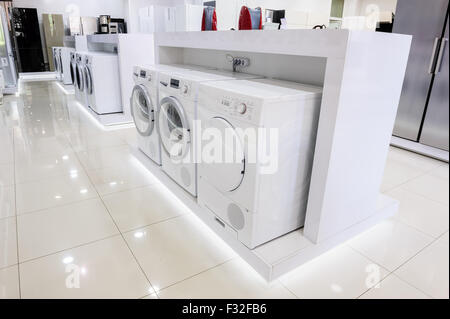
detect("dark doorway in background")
(11, 7), (45, 72)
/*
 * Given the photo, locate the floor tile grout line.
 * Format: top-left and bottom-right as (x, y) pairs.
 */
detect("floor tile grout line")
(388, 230), (448, 276)
(355, 274), (391, 299)
(387, 181), (450, 208)
(154, 257), (236, 298)
(382, 149), (447, 191)
(383, 167), (443, 194)
(16, 233), (121, 265)
(12, 122), (22, 299)
(356, 269), (436, 300)
(119, 212), (192, 235)
(0, 214), (17, 222)
(277, 280), (300, 299)
(0, 263), (19, 272)
(71, 147), (158, 298)
(394, 186), (449, 207)
(347, 230), (448, 299)
(139, 293), (159, 299)
(95, 182), (162, 201)
(15, 196), (101, 218)
(343, 244), (395, 298)
(389, 147), (446, 170)
(13, 148), (145, 189)
(387, 273), (435, 299)
(14, 184), (185, 232)
(391, 215), (449, 240)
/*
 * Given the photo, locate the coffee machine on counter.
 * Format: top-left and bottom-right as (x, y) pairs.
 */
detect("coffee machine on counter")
(99, 15), (110, 33)
(98, 15), (127, 34)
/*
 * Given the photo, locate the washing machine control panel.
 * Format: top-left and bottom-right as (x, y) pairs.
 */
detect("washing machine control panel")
(219, 97), (256, 122)
(160, 74), (192, 98)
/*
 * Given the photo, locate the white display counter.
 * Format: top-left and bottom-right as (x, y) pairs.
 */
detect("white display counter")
(130, 29), (412, 281)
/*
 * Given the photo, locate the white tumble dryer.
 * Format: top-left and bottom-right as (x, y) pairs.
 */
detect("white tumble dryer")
(84, 52), (122, 114)
(74, 51), (89, 106)
(157, 69), (262, 197)
(59, 47), (75, 85)
(131, 64), (197, 165)
(197, 78), (323, 248)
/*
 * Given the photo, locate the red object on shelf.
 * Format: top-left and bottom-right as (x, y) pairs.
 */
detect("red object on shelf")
(238, 6), (262, 30)
(202, 7), (217, 31)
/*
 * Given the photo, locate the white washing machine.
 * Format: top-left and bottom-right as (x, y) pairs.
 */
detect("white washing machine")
(157, 69), (262, 197)
(59, 47), (75, 85)
(197, 78), (323, 248)
(74, 52), (88, 106)
(84, 52), (122, 114)
(131, 64), (198, 165)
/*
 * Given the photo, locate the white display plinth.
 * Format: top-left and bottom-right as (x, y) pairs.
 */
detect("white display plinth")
(133, 147), (399, 281)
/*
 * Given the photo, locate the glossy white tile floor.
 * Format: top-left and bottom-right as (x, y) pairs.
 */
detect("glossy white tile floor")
(0, 81), (448, 299)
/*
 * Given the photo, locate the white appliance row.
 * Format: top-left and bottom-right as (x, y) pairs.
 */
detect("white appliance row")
(71, 50), (123, 114)
(131, 64), (323, 249)
(52, 46), (75, 85)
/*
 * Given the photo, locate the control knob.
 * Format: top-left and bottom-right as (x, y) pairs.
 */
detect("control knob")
(182, 84), (189, 94)
(236, 103), (247, 114)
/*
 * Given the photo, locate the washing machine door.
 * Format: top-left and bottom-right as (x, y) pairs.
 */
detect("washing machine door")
(75, 64), (84, 91)
(70, 63), (75, 83)
(158, 96), (190, 160)
(131, 84), (154, 136)
(85, 65), (93, 95)
(202, 117), (245, 192)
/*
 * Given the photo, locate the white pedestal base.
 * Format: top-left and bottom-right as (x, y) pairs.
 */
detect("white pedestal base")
(54, 82), (75, 95)
(74, 100), (133, 127)
(132, 147), (398, 281)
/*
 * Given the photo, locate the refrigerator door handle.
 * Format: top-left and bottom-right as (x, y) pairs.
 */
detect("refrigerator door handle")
(428, 37), (441, 74)
(435, 37), (448, 73)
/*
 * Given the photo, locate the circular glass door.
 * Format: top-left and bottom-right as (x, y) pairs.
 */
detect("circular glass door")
(131, 85), (154, 136)
(76, 64), (84, 91)
(158, 96), (190, 160)
(202, 117), (245, 192)
(85, 66), (93, 95)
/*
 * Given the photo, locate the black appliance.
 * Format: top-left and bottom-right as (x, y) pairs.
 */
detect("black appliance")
(265, 9), (285, 29)
(376, 13), (395, 33)
(99, 15), (110, 34)
(11, 7), (45, 72)
(110, 18), (127, 33)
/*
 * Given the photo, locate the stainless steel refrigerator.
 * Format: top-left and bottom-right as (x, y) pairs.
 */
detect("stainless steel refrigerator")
(393, 0), (449, 152)
(0, 6), (17, 94)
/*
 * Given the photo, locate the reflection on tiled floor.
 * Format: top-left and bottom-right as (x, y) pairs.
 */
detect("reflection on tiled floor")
(0, 81), (448, 299)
